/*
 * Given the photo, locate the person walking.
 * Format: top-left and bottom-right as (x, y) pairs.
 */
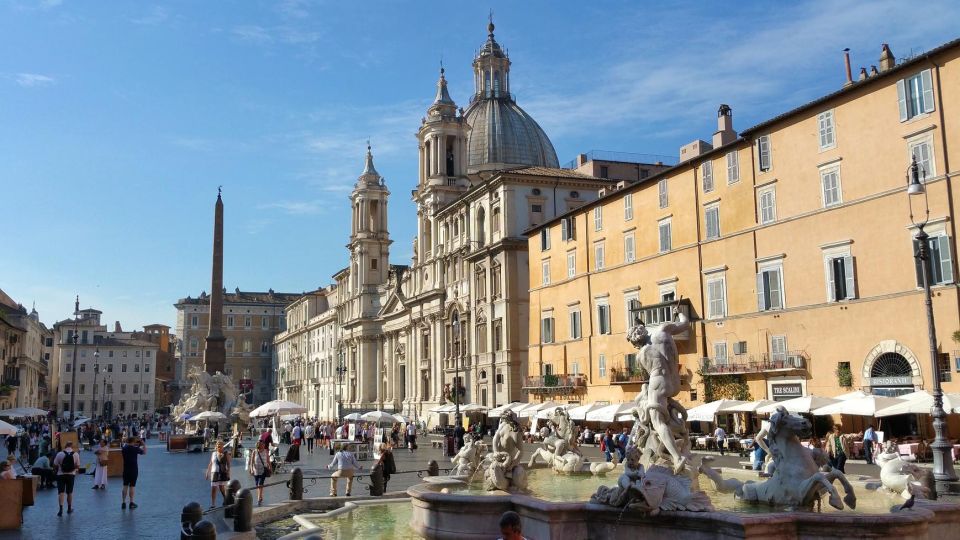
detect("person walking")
(602, 429), (615, 462)
(247, 440), (272, 506)
(406, 422), (417, 453)
(826, 425), (853, 473)
(120, 436), (146, 509)
(205, 440), (231, 508)
(375, 442), (397, 492)
(863, 424), (878, 465)
(304, 422), (315, 454)
(616, 428), (630, 461)
(93, 439), (109, 489)
(327, 443), (362, 496)
(53, 441), (80, 516)
(714, 425), (728, 456)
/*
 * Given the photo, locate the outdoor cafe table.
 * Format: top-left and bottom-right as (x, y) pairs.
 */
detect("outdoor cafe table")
(899, 442), (921, 460)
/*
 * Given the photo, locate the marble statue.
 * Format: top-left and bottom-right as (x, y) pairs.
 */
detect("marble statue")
(482, 409), (528, 492)
(592, 305), (714, 513)
(875, 440), (933, 500)
(527, 407), (585, 473)
(627, 307), (692, 474)
(171, 367), (254, 431)
(591, 447), (713, 514)
(451, 433), (484, 476)
(699, 406), (857, 510)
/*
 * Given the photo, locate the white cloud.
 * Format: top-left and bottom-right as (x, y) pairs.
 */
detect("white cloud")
(131, 6), (169, 25)
(258, 200), (331, 215)
(14, 73), (55, 87)
(233, 25), (273, 44)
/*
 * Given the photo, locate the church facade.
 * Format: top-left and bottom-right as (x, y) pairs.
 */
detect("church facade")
(274, 22), (615, 420)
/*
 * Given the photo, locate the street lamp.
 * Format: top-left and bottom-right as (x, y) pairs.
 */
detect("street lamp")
(92, 348), (100, 419)
(68, 296), (80, 423)
(336, 349), (347, 423)
(906, 155), (959, 489)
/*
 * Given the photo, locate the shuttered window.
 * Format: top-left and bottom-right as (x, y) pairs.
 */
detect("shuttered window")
(818, 110), (836, 149)
(705, 205), (720, 240)
(757, 266), (784, 311)
(897, 69), (935, 121)
(757, 135), (772, 171)
(658, 179), (668, 208)
(597, 304), (611, 335)
(827, 256), (856, 301)
(707, 278), (726, 319)
(726, 151), (739, 183)
(701, 161), (714, 193)
(624, 234), (635, 263)
(914, 235), (954, 286)
(658, 219), (672, 252)
(759, 187), (776, 224)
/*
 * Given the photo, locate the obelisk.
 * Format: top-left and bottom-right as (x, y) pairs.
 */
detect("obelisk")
(203, 187), (227, 375)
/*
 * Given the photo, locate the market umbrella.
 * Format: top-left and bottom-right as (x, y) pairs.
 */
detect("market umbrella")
(757, 395), (841, 414)
(535, 403), (574, 420)
(362, 410), (399, 424)
(875, 391), (960, 417)
(835, 390), (870, 400)
(686, 399), (747, 422)
(192, 411), (227, 421)
(249, 399), (307, 418)
(0, 408), (31, 419)
(724, 400), (777, 413)
(391, 414), (409, 423)
(459, 403), (488, 413)
(518, 401), (561, 419)
(585, 403), (636, 423)
(566, 402), (603, 421)
(342, 412), (363, 422)
(73, 418), (92, 428)
(429, 404), (456, 414)
(812, 395), (906, 416)
(0, 419), (17, 436)
(486, 402), (527, 417)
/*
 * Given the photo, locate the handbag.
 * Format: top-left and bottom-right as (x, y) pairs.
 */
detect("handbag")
(259, 452), (272, 477)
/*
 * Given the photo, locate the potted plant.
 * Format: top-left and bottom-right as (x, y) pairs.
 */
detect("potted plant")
(836, 363), (853, 388)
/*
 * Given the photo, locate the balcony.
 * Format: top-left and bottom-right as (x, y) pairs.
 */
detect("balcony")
(522, 374), (586, 395)
(609, 367), (648, 385)
(700, 352), (808, 376)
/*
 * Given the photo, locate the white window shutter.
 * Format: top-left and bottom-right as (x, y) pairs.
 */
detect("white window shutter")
(844, 256), (856, 299)
(921, 69), (935, 113)
(757, 272), (766, 311)
(769, 269), (782, 309)
(914, 238), (925, 286)
(897, 79), (908, 121)
(826, 258), (837, 302)
(939, 236), (953, 283)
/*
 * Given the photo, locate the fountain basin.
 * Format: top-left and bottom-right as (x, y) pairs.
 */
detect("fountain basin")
(407, 469), (960, 540)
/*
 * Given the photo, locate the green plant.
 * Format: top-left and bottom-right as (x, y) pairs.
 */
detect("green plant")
(696, 366), (751, 402)
(543, 374), (559, 387)
(952, 330), (960, 344)
(836, 363), (853, 388)
(0, 385), (11, 396)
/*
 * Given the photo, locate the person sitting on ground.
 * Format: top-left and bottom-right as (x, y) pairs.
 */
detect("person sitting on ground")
(497, 510), (528, 540)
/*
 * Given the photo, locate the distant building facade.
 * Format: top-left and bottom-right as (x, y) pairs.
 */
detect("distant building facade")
(0, 290), (52, 410)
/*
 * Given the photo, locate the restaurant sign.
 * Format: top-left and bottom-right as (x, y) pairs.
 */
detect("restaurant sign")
(771, 383), (803, 401)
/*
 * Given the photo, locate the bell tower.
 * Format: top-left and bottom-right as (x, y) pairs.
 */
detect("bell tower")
(348, 144), (391, 315)
(418, 66), (468, 187)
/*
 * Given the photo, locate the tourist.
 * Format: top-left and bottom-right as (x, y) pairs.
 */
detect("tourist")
(292, 421), (303, 447)
(53, 441), (80, 516)
(93, 439), (109, 489)
(376, 442), (397, 491)
(826, 425), (854, 473)
(121, 436), (146, 509)
(407, 422), (418, 452)
(0, 461), (15, 479)
(31, 452), (55, 488)
(602, 429), (615, 462)
(247, 439), (272, 506)
(863, 424), (878, 465)
(714, 425), (727, 456)
(453, 423), (466, 451)
(327, 443), (362, 496)
(205, 440), (232, 508)
(617, 428), (630, 461)
(497, 510), (527, 540)
(304, 422), (315, 454)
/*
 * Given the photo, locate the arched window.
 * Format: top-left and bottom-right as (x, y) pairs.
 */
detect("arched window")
(476, 206), (486, 246)
(493, 71), (500, 97)
(484, 72), (491, 97)
(870, 352), (915, 397)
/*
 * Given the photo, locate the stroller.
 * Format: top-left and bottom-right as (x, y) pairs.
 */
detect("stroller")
(270, 445), (287, 474)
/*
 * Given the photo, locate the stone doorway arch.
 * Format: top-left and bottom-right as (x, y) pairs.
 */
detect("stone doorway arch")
(862, 340), (922, 396)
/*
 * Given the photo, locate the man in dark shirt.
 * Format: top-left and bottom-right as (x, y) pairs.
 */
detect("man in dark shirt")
(120, 437), (146, 509)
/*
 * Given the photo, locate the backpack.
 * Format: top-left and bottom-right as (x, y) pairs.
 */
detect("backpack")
(60, 451), (76, 473)
(599, 438), (606, 452)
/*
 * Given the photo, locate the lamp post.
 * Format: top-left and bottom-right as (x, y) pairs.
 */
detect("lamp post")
(906, 155), (959, 489)
(68, 296), (80, 423)
(336, 349), (347, 423)
(92, 348), (100, 420)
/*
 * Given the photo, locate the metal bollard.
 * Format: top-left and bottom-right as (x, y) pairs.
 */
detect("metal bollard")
(368, 463), (384, 496)
(427, 460), (439, 476)
(224, 479), (242, 518)
(192, 519), (217, 540)
(181, 501), (204, 540)
(234, 488), (254, 532)
(288, 467), (303, 500)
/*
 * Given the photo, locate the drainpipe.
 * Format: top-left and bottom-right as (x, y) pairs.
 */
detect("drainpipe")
(932, 60), (960, 320)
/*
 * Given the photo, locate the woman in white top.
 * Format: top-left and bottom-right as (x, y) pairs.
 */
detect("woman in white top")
(205, 441), (231, 508)
(92, 439), (109, 489)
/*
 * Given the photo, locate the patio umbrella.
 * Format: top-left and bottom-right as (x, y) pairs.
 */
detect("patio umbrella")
(835, 390), (870, 400)
(342, 412), (363, 422)
(725, 400), (777, 413)
(73, 417), (92, 428)
(249, 399), (307, 418)
(192, 411), (227, 421)
(812, 395), (906, 416)
(362, 410), (399, 424)
(0, 419), (17, 436)
(429, 404), (456, 414)
(875, 391), (960, 417)
(686, 399), (747, 422)
(459, 403), (488, 413)
(391, 414), (409, 423)
(0, 408), (31, 419)
(757, 395), (840, 414)
(518, 401), (561, 419)
(585, 403), (636, 423)
(535, 403), (574, 420)
(486, 402), (526, 417)
(566, 402), (603, 421)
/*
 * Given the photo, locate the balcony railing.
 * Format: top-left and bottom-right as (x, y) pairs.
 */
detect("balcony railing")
(522, 374), (586, 394)
(609, 367), (648, 385)
(700, 352), (808, 375)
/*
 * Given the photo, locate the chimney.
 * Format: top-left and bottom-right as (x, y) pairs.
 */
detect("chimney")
(712, 104), (737, 147)
(858, 67), (868, 81)
(842, 48), (853, 87)
(879, 43), (896, 72)
(577, 153), (588, 166)
(870, 65), (879, 77)
(115, 321), (122, 332)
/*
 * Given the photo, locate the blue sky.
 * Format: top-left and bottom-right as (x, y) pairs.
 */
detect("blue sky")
(2, 0), (959, 330)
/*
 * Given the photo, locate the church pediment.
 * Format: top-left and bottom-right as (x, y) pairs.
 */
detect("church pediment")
(379, 286), (408, 317)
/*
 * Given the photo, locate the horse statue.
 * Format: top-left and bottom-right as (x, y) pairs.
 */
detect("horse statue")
(699, 406), (857, 510)
(527, 407), (584, 472)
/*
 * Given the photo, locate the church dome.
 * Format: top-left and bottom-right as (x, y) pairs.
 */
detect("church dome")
(462, 20), (559, 171)
(464, 98), (559, 170)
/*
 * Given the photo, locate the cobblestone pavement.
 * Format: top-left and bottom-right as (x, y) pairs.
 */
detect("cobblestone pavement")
(0, 436), (890, 540)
